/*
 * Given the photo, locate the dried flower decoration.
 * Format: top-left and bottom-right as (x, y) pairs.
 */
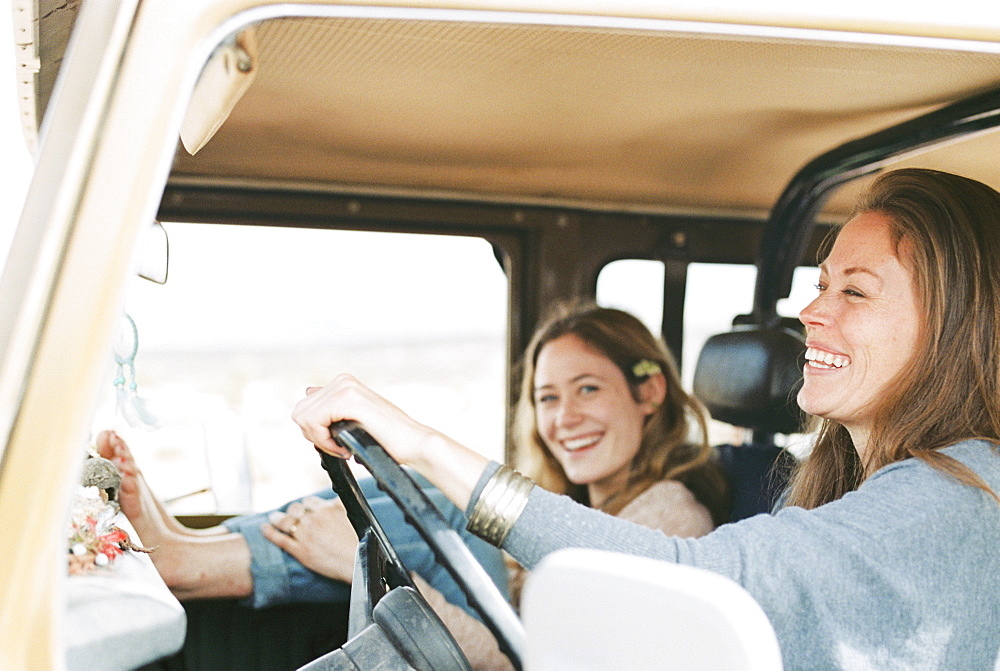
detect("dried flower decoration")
(631, 359), (662, 379)
(67, 456), (152, 576)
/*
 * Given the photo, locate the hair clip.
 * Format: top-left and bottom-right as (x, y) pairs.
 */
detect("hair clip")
(632, 359), (662, 379)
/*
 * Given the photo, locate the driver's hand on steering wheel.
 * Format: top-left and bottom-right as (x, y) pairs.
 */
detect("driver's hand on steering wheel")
(292, 373), (435, 466)
(261, 495), (357, 583)
(292, 373), (492, 513)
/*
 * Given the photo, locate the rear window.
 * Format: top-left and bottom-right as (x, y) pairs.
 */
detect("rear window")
(597, 259), (818, 446)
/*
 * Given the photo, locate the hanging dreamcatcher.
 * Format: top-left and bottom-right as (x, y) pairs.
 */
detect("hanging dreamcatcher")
(112, 314), (159, 429)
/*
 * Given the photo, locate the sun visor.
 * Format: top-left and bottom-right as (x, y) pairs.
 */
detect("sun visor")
(180, 28), (257, 155)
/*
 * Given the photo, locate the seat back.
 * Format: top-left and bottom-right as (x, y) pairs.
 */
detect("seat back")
(692, 327), (805, 521)
(521, 548), (783, 671)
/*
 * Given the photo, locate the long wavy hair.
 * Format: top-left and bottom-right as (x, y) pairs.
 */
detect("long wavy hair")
(785, 168), (1000, 509)
(511, 303), (729, 524)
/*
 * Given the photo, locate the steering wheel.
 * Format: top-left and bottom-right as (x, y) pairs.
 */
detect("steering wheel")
(299, 421), (525, 671)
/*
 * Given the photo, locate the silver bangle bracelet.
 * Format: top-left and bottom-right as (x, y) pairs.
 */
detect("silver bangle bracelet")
(466, 465), (534, 546)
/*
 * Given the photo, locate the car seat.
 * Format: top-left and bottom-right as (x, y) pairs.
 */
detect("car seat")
(692, 326), (805, 521)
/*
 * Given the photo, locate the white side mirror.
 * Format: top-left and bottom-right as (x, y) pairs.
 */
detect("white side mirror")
(521, 548), (783, 671)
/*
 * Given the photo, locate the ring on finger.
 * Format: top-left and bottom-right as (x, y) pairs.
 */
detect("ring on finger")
(287, 515), (302, 538)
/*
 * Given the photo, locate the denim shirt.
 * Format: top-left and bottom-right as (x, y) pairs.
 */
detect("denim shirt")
(225, 473), (509, 616)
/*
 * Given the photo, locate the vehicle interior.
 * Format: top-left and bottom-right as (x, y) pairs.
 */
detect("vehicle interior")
(3, 1), (1000, 669)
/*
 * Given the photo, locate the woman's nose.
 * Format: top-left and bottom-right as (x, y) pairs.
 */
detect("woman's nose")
(799, 293), (829, 328)
(555, 399), (582, 427)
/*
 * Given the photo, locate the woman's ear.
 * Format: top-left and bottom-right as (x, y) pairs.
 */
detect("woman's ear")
(639, 372), (667, 416)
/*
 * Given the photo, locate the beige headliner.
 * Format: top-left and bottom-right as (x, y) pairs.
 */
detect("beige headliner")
(19, 2), (1000, 219)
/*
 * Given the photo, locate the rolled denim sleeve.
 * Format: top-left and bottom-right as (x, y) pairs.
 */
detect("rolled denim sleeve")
(223, 473), (509, 613)
(223, 489), (349, 608)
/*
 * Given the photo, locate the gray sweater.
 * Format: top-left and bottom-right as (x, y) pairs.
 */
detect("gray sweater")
(487, 440), (1000, 670)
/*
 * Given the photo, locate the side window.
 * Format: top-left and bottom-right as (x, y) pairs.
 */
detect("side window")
(594, 259), (664, 338)
(780, 265), (821, 320)
(596, 260), (755, 384)
(598, 260), (818, 381)
(597, 259), (818, 444)
(684, 263), (818, 382)
(98, 224), (508, 514)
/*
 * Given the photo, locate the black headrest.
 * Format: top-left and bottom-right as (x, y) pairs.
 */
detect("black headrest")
(692, 327), (805, 435)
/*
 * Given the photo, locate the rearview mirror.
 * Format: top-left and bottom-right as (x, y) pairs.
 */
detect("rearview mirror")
(138, 220), (169, 284)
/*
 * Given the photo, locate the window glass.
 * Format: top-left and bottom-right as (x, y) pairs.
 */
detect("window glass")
(682, 263), (756, 385)
(97, 224), (507, 514)
(597, 259), (819, 446)
(779, 265), (821, 319)
(595, 260), (664, 338)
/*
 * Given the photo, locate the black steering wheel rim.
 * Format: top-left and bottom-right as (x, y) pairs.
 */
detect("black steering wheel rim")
(323, 420), (526, 669)
(317, 445), (417, 609)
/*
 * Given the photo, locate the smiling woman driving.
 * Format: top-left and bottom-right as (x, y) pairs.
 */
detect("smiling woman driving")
(294, 168), (1000, 671)
(99, 304), (729, 669)
(275, 304), (730, 669)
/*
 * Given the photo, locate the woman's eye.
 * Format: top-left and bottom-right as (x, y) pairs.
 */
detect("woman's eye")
(579, 384), (600, 395)
(815, 281), (864, 298)
(536, 393), (557, 404)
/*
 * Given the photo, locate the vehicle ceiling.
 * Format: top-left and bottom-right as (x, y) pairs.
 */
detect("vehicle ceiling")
(17, 2), (1000, 222)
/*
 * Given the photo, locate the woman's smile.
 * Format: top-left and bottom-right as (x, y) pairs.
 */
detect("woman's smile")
(559, 432), (603, 453)
(804, 346), (850, 370)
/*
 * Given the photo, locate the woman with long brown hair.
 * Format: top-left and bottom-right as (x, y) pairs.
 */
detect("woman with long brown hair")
(510, 303), (727, 524)
(296, 168), (1000, 670)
